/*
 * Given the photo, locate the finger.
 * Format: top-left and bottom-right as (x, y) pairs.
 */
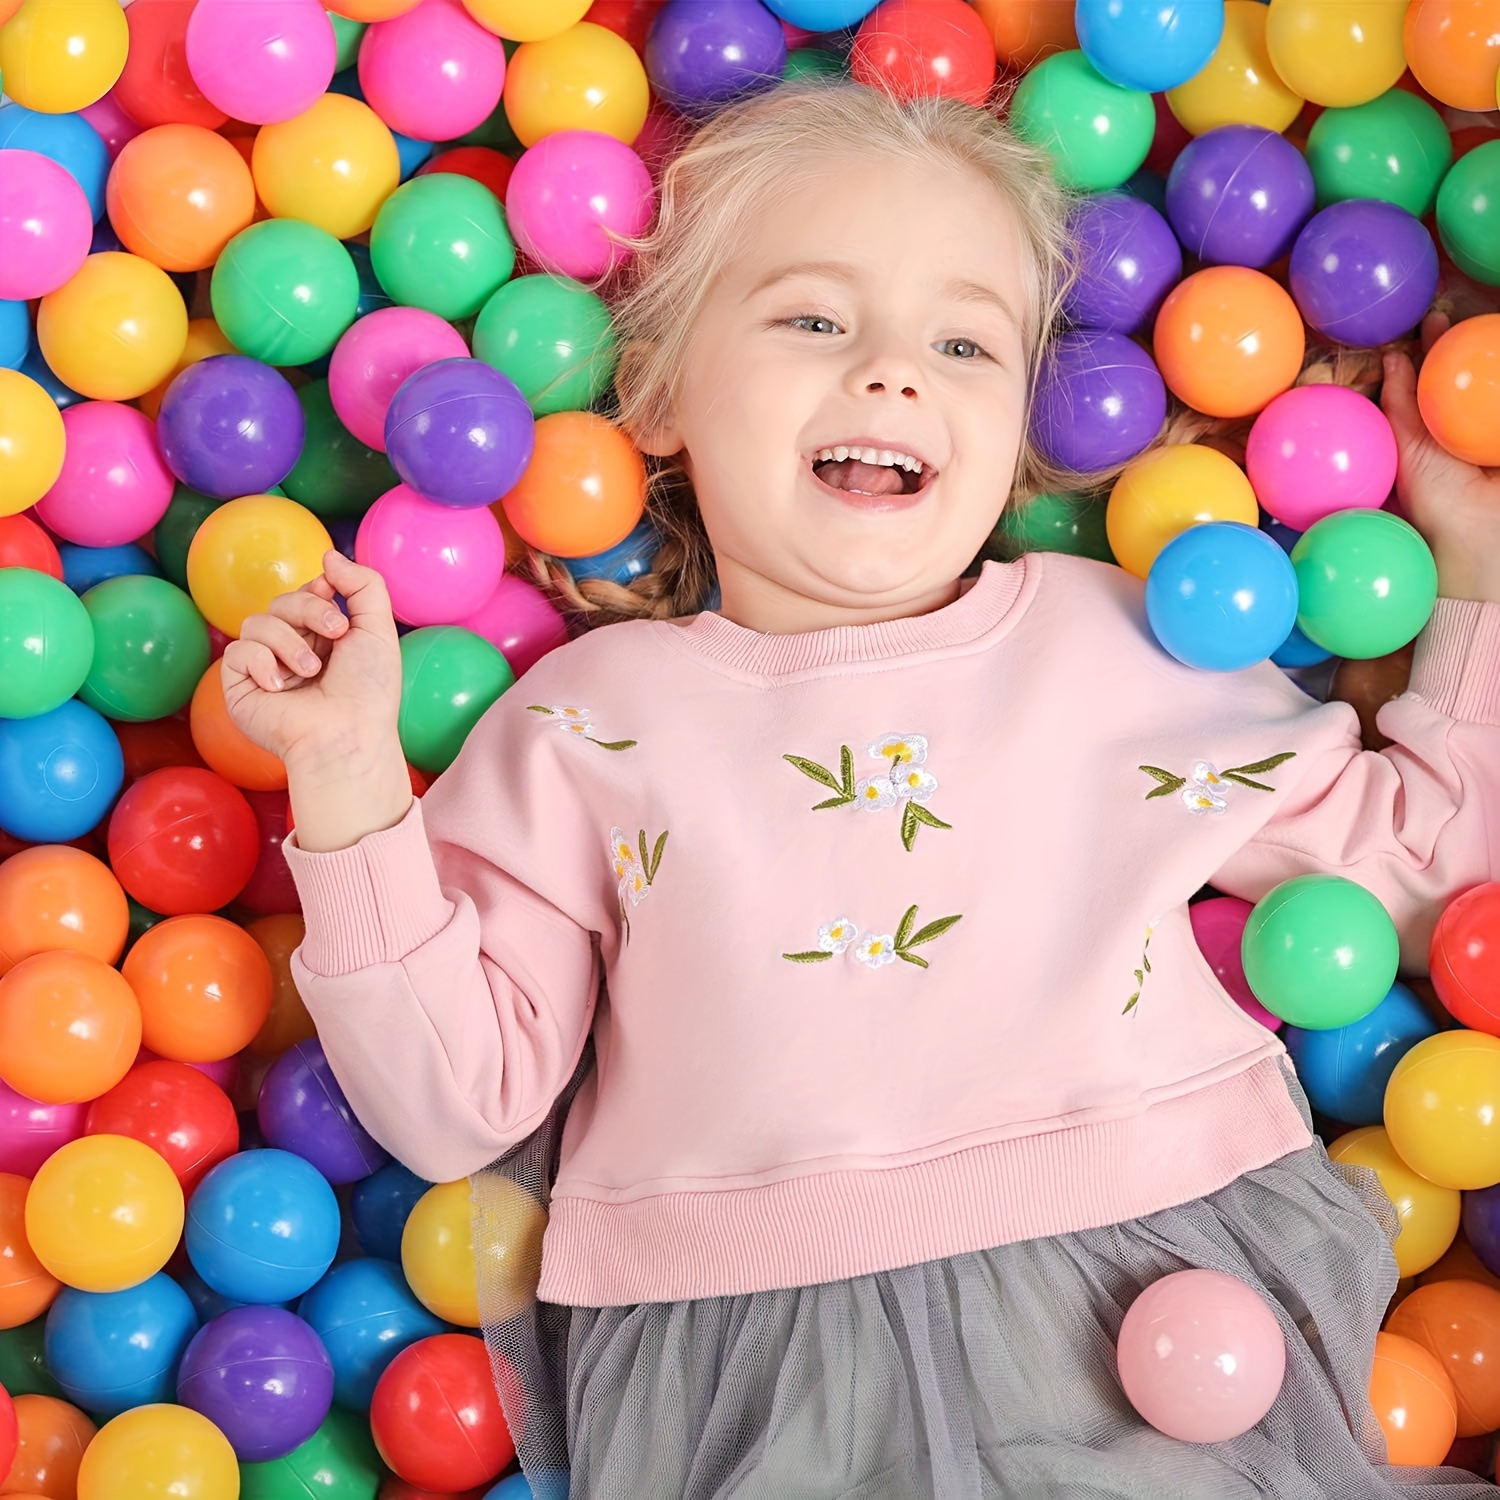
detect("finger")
(297, 572), (338, 602)
(269, 587), (349, 641)
(240, 613), (327, 679)
(1420, 310), (1451, 358)
(222, 638), (288, 693)
(319, 550), (396, 626)
(1380, 347), (1427, 448)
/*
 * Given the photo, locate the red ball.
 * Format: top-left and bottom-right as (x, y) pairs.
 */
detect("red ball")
(0, 514), (63, 578)
(106, 766), (259, 915)
(1431, 882), (1500, 1035)
(114, 0), (228, 129)
(850, 0), (997, 106)
(418, 147), (514, 205)
(0, 1380), (16, 1482)
(370, 1333), (516, 1493)
(234, 791), (301, 918)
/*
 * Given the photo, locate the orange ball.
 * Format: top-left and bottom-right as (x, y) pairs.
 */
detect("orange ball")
(120, 914), (273, 1063)
(1386, 1278), (1500, 1437)
(0, 1396), (95, 1499)
(1370, 1330), (1459, 1467)
(1416, 314), (1500, 469)
(0, 1174), (61, 1330)
(244, 913), (316, 1056)
(1417, 1234), (1500, 1295)
(1152, 266), (1306, 419)
(0, 846), (128, 977)
(105, 124), (256, 273)
(189, 661), (287, 792)
(971, 0), (1076, 69)
(0, 952), (141, 1106)
(138, 317), (237, 421)
(323, 0), (421, 17)
(499, 411), (645, 559)
(1404, 0), (1500, 111)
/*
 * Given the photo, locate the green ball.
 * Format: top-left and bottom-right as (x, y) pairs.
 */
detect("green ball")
(77, 574), (209, 722)
(239, 1408), (381, 1500)
(473, 275), (618, 417)
(1305, 89), (1452, 218)
(448, 95), (525, 155)
(281, 379), (396, 520)
(1241, 874), (1399, 1030)
(0, 1318), (64, 1399)
(328, 11), (365, 71)
(1010, 50), (1154, 192)
(398, 626), (515, 774)
(994, 492), (1115, 564)
(371, 175), (517, 322)
(212, 220), (361, 366)
(153, 485), (226, 592)
(784, 47), (845, 80)
(0, 566), (94, 719)
(1291, 508), (1438, 660)
(124, 895), (166, 957)
(1436, 140), (1500, 287)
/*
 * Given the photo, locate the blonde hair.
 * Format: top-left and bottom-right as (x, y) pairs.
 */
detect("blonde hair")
(529, 79), (1081, 625)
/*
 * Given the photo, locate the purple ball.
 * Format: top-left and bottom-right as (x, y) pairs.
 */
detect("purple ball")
(258, 1038), (390, 1185)
(1166, 126), (1315, 268)
(176, 1306), (334, 1462)
(156, 355), (306, 501)
(1065, 192), (1182, 333)
(1465, 1184), (1500, 1276)
(384, 357), (536, 509)
(1289, 200), (1439, 347)
(645, 0), (786, 120)
(1030, 330), (1167, 471)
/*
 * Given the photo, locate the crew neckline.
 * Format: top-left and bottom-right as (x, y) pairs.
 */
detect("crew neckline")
(654, 557), (1034, 678)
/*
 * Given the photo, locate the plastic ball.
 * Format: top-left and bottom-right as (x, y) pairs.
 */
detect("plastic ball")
(0, 1171), (62, 1328)
(643, 0), (785, 119)
(1403, 0), (1500, 112)
(32, 403), (171, 552)
(0, 568), (93, 721)
(462, 0), (591, 37)
(0, 699), (124, 844)
(1028, 330), (1165, 472)
(237, 1406), (385, 1500)
(1165, 0), (1303, 136)
(1116, 1269), (1285, 1442)
(567, 516), (662, 586)
(75, 576), (208, 725)
(80, 89), (146, 160)
(398, 1180), (484, 1328)
(0, 516), (63, 580)
(138, 317), (239, 423)
(1369, 1330), (1459, 1467)
(504, 20), (649, 148)
(0, 1322), (66, 1400)
(351, 1162), (430, 1264)
(0, 847), (126, 980)
(0, 104), (110, 223)
(1416, 314), (1500, 470)
(397, 626), (515, 773)
(1152, 266), (1304, 419)
(185, 0), (336, 125)
(44, 1272), (199, 1418)
(1386, 1032), (1500, 1192)
(1436, 142), (1500, 288)
(258, 1038), (390, 1185)
(1430, 883), (1500, 1035)
(1291, 508), (1437, 660)
(153, 487), (226, 593)
(1387, 1278), (1500, 1437)
(848, 0), (996, 106)
(1062, 192), (1181, 336)
(113, 0), (225, 130)
(0, 150), (93, 302)
(2, 1394), (95, 1495)
(1465, 1185), (1500, 1278)
(0, 1382), (12, 1478)
(1076, 0), (1222, 93)
(0, 372), (66, 518)
(282, 379), (398, 522)
(0, 301), (28, 373)
(369, 173), (516, 321)
(1009, 49), (1153, 192)
(62, 542), (155, 597)
(0, 0), (128, 114)
(1305, 90), (1452, 220)
(1265, 0), (1407, 108)
(1189, 897), (1281, 1030)
(189, 660), (287, 794)
(76, 1402), (239, 1500)
(418, 144), (515, 202)
(1289, 201), (1439, 347)
(236, 791), (301, 920)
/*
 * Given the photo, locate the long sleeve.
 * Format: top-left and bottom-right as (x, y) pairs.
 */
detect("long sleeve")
(1210, 598), (1500, 969)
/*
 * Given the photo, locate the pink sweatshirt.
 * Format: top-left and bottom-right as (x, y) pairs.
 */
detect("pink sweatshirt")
(285, 554), (1500, 1308)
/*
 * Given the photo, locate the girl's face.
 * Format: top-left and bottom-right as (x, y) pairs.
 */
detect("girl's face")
(642, 151), (1032, 633)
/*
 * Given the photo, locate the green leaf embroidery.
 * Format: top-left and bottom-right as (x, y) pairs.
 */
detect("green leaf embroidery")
(1122, 924), (1156, 1016)
(1139, 765), (1186, 798)
(1139, 752), (1295, 803)
(590, 738), (639, 752)
(1223, 752), (1296, 777)
(782, 905), (962, 970)
(783, 950), (835, 964)
(894, 904), (918, 950)
(907, 913), (963, 948)
(899, 951), (931, 969)
(899, 802), (952, 852)
(784, 751), (855, 806)
(1122, 991), (1140, 1016)
(648, 830), (668, 881)
(527, 705), (554, 714)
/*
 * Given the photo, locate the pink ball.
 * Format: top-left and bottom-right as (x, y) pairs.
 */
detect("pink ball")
(457, 572), (570, 678)
(358, 0), (505, 144)
(1189, 896), (1280, 1031)
(185, 0), (337, 125)
(79, 91), (145, 161)
(355, 483), (505, 626)
(328, 307), (470, 452)
(0, 1078), (87, 1178)
(35, 401), (176, 548)
(136, 1045), (240, 1096)
(507, 129), (654, 280)
(1245, 384), (1398, 533)
(0, 149), (94, 301)
(1117, 1268), (1287, 1443)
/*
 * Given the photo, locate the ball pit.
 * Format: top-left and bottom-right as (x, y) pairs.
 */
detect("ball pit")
(0, 151), (93, 302)
(0, 699), (124, 844)
(1009, 49), (1154, 192)
(0, 0), (128, 115)
(1062, 193), (1181, 336)
(184, 0), (338, 127)
(0, 568), (94, 721)
(259, 1038), (391, 1184)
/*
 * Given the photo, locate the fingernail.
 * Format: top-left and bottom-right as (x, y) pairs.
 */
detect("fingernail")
(299, 651), (320, 674)
(269, 670), (285, 691)
(324, 612), (343, 631)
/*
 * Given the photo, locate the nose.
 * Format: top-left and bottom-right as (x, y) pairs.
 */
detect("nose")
(846, 336), (922, 401)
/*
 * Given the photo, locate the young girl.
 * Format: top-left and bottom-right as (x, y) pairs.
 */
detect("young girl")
(224, 83), (1500, 1499)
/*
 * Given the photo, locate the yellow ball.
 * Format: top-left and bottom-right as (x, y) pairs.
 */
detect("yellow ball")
(253, 94), (402, 241)
(1326, 1125), (1460, 1277)
(0, 0), (128, 113)
(1385, 1030), (1500, 1191)
(37, 253), (189, 402)
(138, 318), (239, 422)
(1166, 0), (1305, 135)
(24, 1135), (184, 1293)
(504, 22), (651, 147)
(77, 1405), (239, 1500)
(461, 0), (591, 41)
(186, 495), (334, 639)
(1265, 0), (1408, 108)
(0, 369), (66, 517)
(1105, 444), (1259, 579)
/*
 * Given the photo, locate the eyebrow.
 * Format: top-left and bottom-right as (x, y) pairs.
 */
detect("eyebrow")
(748, 260), (1019, 330)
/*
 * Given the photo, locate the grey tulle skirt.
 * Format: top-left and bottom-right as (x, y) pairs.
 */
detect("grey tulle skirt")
(476, 1063), (1494, 1500)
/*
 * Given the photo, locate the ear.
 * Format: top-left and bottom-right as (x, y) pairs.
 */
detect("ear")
(634, 420), (685, 459)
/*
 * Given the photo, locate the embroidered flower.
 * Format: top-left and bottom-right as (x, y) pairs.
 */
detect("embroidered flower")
(855, 775), (899, 811)
(818, 917), (860, 954)
(891, 765), (939, 802)
(854, 932), (898, 968)
(529, 705), (637, 751)
(786, 733), (950, 850)
(1181, 777), (1228, 815)
(783, 905), (962, 969)
(609, 827), (639, 887)
(1139, 752), (1295, 811)
(1122, 916), (1163, 1016)
(868, 733), (928, 766)
(609, 825), (669, 943)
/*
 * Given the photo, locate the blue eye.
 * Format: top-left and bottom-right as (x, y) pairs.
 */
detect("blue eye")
(784, 315), (842, 335)
(938, 338), (987, 361)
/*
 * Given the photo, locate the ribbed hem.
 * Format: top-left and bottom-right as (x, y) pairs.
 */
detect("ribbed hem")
(535, 1056), (1312, 1306)
(1409, 598), (1500, 727)
(282, 800), (453, 975)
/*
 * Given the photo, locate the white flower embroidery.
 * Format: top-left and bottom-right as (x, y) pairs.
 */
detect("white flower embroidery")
(785, 731), (950, 850)
(530, 705), (637, 752)
(855, 775), (899, 811)
(854, 932), (898, 968)
(819, 917), (860, 954)
(868, 733), (928, 766)
(890, 765), (938, 802)
(1182, 761), (1228, 815)
(609, 827), (640, 889)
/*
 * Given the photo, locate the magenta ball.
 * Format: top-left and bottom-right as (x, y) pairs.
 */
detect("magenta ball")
(1117, 1268), (1286, 1443)
(1188, 896), (1280, 1031)
(185, 0), (338, 125)
(328, 307), (469, 452)
(0, 1079), (86, 1177)
(34, 402), (176, 548)
(1245, 385), (1397, 533)
(358, 0), (505, 143)
(0, 149), (93, 301)
(456, 572), (570, 677)
(506, 129), (654, 280)
(354, 483), (505, 626)
(78, 93), (145, 162)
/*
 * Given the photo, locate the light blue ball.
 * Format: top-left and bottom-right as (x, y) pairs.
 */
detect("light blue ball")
(0, 103), (110, 221)
(1270, 622), (1333, 668)
(0, 699), (124, 843)
(762, 0), (878, 29)
(58, 543), (162, 596)
(0, 301), (28, 371)
(1076, 0), (1225, 94)
(487, 1470), (570, 1499)
(568, 520), (661, 587)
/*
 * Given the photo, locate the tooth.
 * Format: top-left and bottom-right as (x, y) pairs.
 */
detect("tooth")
(833, 446), (849, 461)
(876, 450), (894, 467)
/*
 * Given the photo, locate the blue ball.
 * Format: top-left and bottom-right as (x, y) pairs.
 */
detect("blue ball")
(0, 301), (28, 371)
(1270, 621), (1332, 668)
(0, 700), (124, 842)
(1145, 521), (1299, 671)
(44, 1272), (200, 1418)
(187, 1150), (342, 1305)
(1283, 981), (1437, 1125)
(297, 1258), (446, 1410)
(1076, 0), (1225, 93)
(350, 1159), (430, 1261)
(58, 543), (162, 596)
(329, 68), (432, 177)
(20, 340), (85, 409)
(487, 1472), (570, 1500)
(761, 0), (878, 28)
(0, 103), (110, 221)
(568, 520), (661, 587)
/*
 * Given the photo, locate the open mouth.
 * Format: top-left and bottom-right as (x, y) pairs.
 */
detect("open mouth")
(810, 444), (936, 499)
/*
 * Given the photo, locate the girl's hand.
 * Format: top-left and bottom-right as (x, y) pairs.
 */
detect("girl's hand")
(1381, 312), (1500, 604)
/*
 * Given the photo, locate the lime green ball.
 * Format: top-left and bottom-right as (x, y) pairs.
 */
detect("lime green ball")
(1242, 874), (1399, 1030)
(398, 626), (515, 774)
(328, 12), (365, 71)
(784, 47), (845, 80)
(370, 175), (517, 322)
(0, 566), (94, 719)
(1291, 508), (1437, 660)
(1436, 140), (1500, 287)
(281, 379), (396, 521)
(1305, 89), (1452, 218)
(240, 1408), (381, 1500)
(212, 220), (360, 367)
(473, 275), (617, 417)
(994, 492), (1115, 564)
(1010, 50), (1154, 192)
(77, 574), (209, 722)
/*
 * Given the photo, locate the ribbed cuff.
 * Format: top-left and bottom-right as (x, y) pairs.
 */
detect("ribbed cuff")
(283, 799), (453, 976)
(1408, 598), (1500, 727)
